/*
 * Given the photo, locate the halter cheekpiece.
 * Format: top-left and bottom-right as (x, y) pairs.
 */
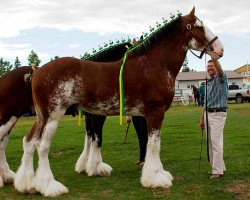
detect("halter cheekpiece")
(187, 21), (218, 59)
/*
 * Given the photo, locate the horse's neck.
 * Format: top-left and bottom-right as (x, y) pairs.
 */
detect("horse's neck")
(147, 35), (188, 77)
(91, 46), (127, 62)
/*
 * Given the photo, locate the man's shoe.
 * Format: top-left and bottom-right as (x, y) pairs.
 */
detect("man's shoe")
(210, 174), (223, 179)
(208, 171), (226, 175)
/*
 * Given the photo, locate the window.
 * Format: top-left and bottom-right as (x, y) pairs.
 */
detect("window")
(229, 85), (239, 90)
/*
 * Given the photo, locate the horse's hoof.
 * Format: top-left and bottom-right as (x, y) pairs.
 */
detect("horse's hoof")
(162, 170), (174, 181)
(0, 176), (3, 187)
(4, 170), (15, 183)
(75, 156), (88, 173)
(141, 170), (172, 188)
(96, 162), (112, 176)
(43, 180), (69, 197)
(14, 166), (35, 193)
(86, 162), (112, 176)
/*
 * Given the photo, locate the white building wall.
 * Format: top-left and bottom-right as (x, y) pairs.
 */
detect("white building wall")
(227, 78), (243, 87)
(175, 78), (243, 96)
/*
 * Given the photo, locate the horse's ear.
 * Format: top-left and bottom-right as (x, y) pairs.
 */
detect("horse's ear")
(189, 7), (195, 17)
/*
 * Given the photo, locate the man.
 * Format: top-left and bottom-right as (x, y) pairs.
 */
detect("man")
(199, 59), (228, 179)
(192, 85), (200, 106)
(198, 82), (205, 107)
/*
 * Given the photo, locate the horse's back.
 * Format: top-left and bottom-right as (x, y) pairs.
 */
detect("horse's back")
(31, 57), (121, 114)
(32, 57), (120, 94)
(0, 66), (33, 122)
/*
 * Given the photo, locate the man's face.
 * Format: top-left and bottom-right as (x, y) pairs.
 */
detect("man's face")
(207, 61), (217, 77)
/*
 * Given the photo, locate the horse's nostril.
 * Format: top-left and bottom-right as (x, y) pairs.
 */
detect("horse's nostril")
(219, 52), (223, 57)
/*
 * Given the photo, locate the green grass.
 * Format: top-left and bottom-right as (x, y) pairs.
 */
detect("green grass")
(1, 103), (249, 199)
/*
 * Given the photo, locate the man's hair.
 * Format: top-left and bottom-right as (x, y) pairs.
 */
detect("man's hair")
(207, 60), (213, 63)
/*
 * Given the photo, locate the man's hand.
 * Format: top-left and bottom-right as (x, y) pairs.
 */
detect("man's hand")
(212, 59), (223, 77)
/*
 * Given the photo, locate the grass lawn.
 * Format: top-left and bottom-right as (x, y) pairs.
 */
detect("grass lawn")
(1, 102), (249, 199)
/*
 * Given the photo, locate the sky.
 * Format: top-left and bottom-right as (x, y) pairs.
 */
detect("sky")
(0, 0), (250, 71)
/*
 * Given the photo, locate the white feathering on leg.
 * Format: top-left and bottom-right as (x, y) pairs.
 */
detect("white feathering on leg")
(34, 117), (68, 197)
(85, 137), (112, 176)
(141, 130), (172, 188)
(75, 133), (91, 173)
(14, 137), (36, 193)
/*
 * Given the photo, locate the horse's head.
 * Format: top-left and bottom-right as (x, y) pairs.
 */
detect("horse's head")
(184, 7), (223, 60)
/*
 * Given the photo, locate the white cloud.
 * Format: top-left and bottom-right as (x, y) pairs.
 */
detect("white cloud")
(1, 0), (250, 38)
(69, 44), (80, 48)
(0, 0), (250, 70)
(0, 41), (50, 66)
(0, 41), (31, 58)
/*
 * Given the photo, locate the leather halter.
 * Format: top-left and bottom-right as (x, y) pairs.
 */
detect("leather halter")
(187, 21), (218, 59)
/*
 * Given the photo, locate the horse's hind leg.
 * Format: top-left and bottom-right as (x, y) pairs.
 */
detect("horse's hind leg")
(0, 116), (17, 187)
(34, 110), (68, 197)
(14, 121), (39, 194)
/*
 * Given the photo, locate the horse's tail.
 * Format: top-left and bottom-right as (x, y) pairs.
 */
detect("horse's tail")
(31, 63), (38, 71)
(24, 64), (37, 84)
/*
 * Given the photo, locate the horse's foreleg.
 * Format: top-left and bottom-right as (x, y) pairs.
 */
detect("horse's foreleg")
(85, 137), (112, 176)
(132, 116), (148, 163)
(141, 110), (173, 188)
(0, 116), (17, 187)
(85, 115), (112, 176)
(34, 117), (68, 197)
(75, 133), (91, 173)
(75, 113), (92, 173)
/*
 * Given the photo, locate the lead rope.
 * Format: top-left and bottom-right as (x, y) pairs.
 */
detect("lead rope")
(204, 54), (210, 162)
(198, 54), (210, 177)
(198, 128), (205, 177)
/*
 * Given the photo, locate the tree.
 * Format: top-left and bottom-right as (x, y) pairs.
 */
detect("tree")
(0, 58), (13, 76)
(14, 56), (21, 68)
(28, 50), (41, 66)
(50, 56), (60, 62)
(181, 56), (190, 72)
(182, 66), (190, 72)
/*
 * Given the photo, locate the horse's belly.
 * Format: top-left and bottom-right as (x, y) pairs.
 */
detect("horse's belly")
(82, 98), (143, 116)
(83, 105), (119, 116)
(82, 96), (120, 116)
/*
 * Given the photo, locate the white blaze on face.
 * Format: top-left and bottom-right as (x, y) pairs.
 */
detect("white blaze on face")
(189, 18), (224, 59)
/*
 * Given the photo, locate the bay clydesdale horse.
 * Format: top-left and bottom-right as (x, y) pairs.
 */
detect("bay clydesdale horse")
(0, 44), (147, 187)
(14, 8), (223, 197)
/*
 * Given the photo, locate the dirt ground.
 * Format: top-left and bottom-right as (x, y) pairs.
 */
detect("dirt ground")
(225, 179), (250, 200)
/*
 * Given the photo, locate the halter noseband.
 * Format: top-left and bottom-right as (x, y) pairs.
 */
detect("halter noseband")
(187, 22), (218, 59)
